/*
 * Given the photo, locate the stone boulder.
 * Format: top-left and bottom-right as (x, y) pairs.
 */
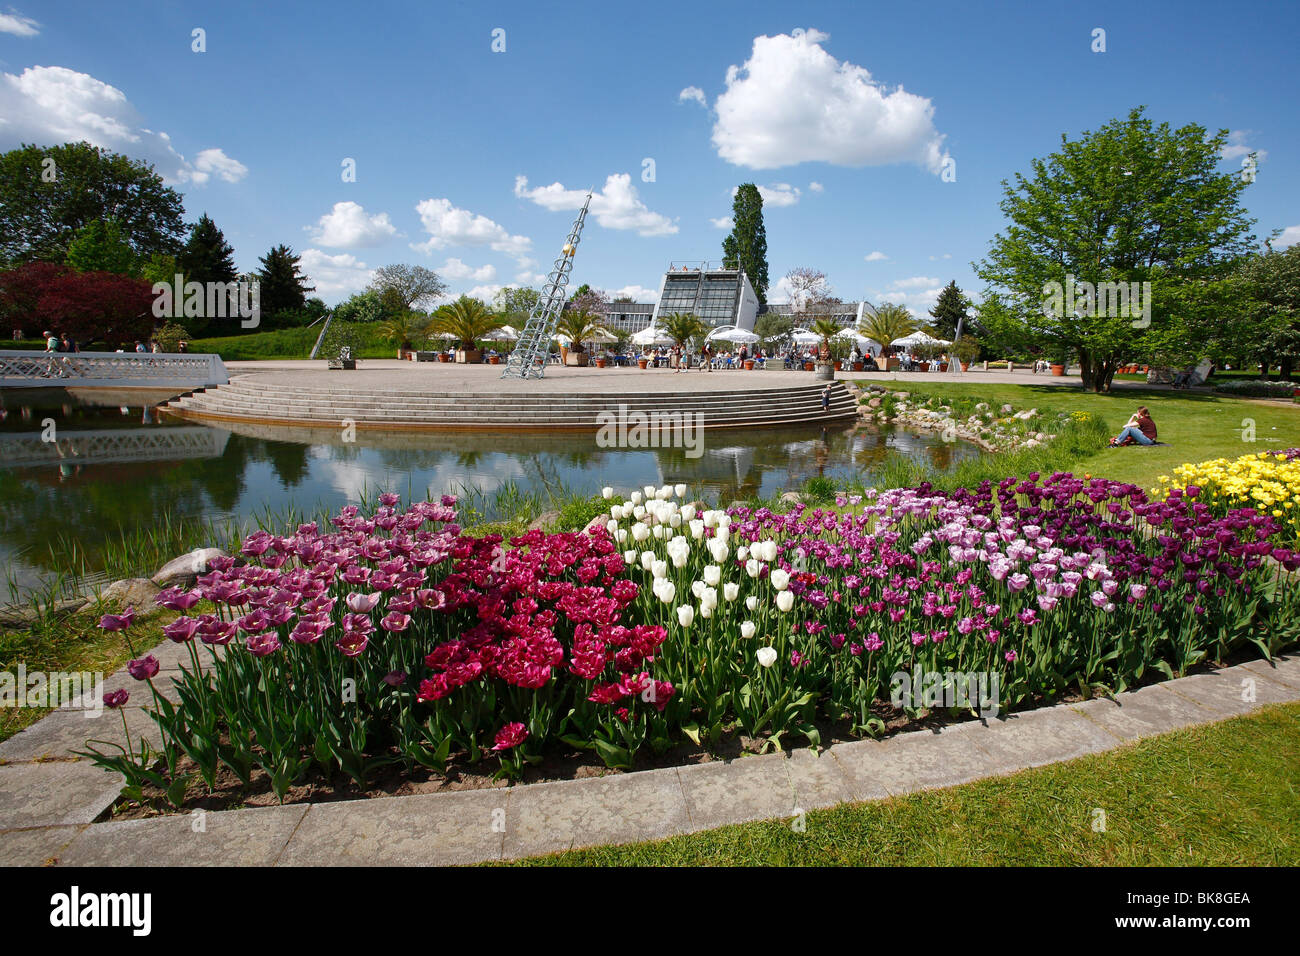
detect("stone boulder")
(526, 511), (560, 532)
(99, 578), (161, 610)
(152, 547), (228, 588)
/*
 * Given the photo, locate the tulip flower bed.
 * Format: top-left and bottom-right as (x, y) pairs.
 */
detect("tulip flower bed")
(86, 476), (1300, 807)
(1158, 449), (1300, 544)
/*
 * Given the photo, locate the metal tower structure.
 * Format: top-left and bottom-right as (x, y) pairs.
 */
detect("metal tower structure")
(502, 189), (593, 379)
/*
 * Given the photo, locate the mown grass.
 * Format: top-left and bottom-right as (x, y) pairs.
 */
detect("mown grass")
(856, 381), (1300, 491)
(504, 702), (1300, 866)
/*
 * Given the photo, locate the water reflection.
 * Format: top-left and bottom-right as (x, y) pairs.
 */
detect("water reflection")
(0, 391), (982, 595)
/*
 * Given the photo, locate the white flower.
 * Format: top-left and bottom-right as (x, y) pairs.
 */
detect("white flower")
(623, 550), (637, 565)
(770, 568), (791, 591)
(681, 504), (697, 523)
(776, 591), (794, 613)
(601, 487), (614, 499)
(610, 505), (624, 521)
(615, 529), (628, 543)
(655, 579), (676, 603)
(699, 604), (713, 619)
(631, 522), (650, 542)
(717, 513), (732, 529)
(630, 491), (643, 505)
(643, 485), (657, 499)
(703, 564), (722, 586)
(674, 483), (687, 497)
(745, 559), (761, 578)
(640, 550), (656, 571)
(702, 510), (719, 528)
(737, 545), (750, 562)
(670, 550), (688, 569)
(689, 520), (705, 540)
(669, 513), (682, 528)
(740, 620), (756, 639)
(652, 525), (665, 539)
(651, 560), (668, 580)
(676, 604), (694, 628)
(691, 580), (706, 599)
(657, 485), (672, 500)
(745, 595), (758, 611)
(632, 505), (646, 521)
(606, 519), (618, 535)
(761, 540), (779, 562)
(723, 582), (740, 602)
(700, 586), (718, 611)
(708, 538), (729, 563)
(756, 646), (777, 667)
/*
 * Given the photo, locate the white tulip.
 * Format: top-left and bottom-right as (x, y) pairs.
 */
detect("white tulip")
(681, 504), (697, 523)
(657, 485), (672, 500)
(610, 505), (625, 521)
(756, 646), (777, 668)
(630, 491), (643, 505)
(631, 522), (651, 543)
(700, 587), (718, 611)
(632, 505), (646, 521)
(702, 510), (719, 528)
(671, 550), (688, 569)
(717, 513), (732, 529)
(723, 582), (740, 602)
(737, 545), (750, 562)
(669, 513), (682, 528)
(623, 550), (637, 565)
(602, 487), (614, 499)
(740, 620), (756, 639)
(745, 559), (761, 578)
(689, 520), (705, 540)
(657, 580), (676, 603)
(652, 525), (665, 540)
(770, 568), (791, 591)
(708, 539), (729, 563)
(606, 519), (619, 535)
(616, 529), (627, 543)
(699, 605), (713, 619)
(676, 605), (694, 628)
(760, 540), (778, 562)
(690, 579), (706, 598)
(643, 485), (657, 499)
(674, 483), (687, 497)
(640, 550), (656, 570)
(776, 591), (794, 613)
(651, 560), (668, 580)
(745, 595), (759, 611)
(703, 564), (722, 586)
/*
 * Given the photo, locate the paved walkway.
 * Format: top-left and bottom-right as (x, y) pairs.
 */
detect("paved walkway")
(225, 360), (1175, 394)
(2, 637), (1294, 866)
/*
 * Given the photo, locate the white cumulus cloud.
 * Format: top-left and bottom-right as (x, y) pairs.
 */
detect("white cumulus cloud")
(710, 216), (734, 230)
(0, 9), (39, 36)
(514, 173), (678, 237)
(1221, 129), (1267, 164)
(0, 66), (247, 185)
(309, 201), (398, 247)
(298, 249), (375, 303)
(808, 181), (824, 192)
(864, 251), (888, 262)
(711, 28), (949, 173)
(679, 86), (707, 107)
(441, 257), (497, 282)
(610, 284), (660, 302)
(736, 182), (800, 207)
(1274, 225), (1300, 249)
(412, 198), (532, 257)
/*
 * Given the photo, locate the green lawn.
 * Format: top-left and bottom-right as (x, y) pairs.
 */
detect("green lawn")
(505, 702), (1300, 866)
(860, 380), (1300, 491)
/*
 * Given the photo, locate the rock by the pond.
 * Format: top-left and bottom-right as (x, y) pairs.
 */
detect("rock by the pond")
(527, 511), (560, 532)
(152, 547), (228, 587)
(99, 578), (161, 610)
(779, 492), (805, 505)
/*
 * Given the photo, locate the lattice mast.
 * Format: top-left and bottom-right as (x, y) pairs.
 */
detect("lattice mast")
(501, 189), (593, 379)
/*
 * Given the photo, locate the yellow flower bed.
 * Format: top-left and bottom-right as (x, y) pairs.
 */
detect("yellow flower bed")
(1156, 449), (1300, 539)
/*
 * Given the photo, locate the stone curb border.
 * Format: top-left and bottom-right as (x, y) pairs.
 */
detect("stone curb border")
(1, 645), (1296, 866)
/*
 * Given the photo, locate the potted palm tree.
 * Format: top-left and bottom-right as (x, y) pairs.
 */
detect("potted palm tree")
(952, 338), (980, 372)
(662, 312), (708, 367)
(859, 304), (918, 372)
(431, 296), (504, 364)
(809, 317), (841, 380)
(555, 309), (608, 367)
(378, 311), (433, 360)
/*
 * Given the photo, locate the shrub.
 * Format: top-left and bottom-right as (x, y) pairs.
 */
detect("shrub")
(1213, 379), (1296, 398)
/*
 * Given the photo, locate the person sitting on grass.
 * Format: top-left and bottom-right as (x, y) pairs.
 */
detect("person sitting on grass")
(1109, 406), (1157, 446)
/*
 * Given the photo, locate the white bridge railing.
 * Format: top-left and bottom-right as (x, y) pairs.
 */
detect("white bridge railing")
(0, 426), (230, 468)
(0, 350), (228, 389)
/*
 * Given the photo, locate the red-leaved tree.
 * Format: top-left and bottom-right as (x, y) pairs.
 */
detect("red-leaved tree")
(0, 263), (155, 347)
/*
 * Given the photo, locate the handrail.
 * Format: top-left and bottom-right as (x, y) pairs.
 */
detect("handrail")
(0, 350), (228, 389)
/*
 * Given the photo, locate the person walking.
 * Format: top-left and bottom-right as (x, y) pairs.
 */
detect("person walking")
(821, 383), (832, 413)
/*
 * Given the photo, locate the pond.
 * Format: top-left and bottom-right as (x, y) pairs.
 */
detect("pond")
(0, 389), (983, 597)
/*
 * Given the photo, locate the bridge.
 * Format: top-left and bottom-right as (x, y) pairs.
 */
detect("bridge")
(0, 351), (228, 390)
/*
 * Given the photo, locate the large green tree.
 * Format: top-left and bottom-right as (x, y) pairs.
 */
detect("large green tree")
(367, 263), (447, 313)
(975, 107), (1256, 391)
(179, 214), (238, 286)
(65, 219), (137, 275)
(1232, 243), (1300, 376)
(929, 280), (969, 340)
(257, 244), (315, 317)
(722, 184), (769, 304)
(0, 142), (186, 265)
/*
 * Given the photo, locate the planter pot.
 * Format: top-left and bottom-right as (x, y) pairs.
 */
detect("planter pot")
(744, 360), (755, 370)
(595, 358), (607, 368)
(939, 362), (949, 372)
(1050, 364), (1065, 376)
(455, 349), (482, 364)
(814, 361), (835, 381)
(833, 360), (843, 371)
(960, 362), (970, 372)
(437, 353), (450, 363)
(489, 355), (501, 365)
(565, 351), (589, 367)
(637, 358), (648, 369)
(851, 362), (864, 372)
(803, 362), (815, 371)
(327, 358), (356, 371)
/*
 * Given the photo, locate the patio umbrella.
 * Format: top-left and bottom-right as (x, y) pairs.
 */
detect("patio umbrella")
(483, 325), (518, 341)
(791, 328), (821, 347)
(631, 325), (673, 346)
(706, 325), (760, 344)
(892, 330), (951, 347)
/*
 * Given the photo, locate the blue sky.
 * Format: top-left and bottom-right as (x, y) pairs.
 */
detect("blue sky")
(2, 0), (1296, 314)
